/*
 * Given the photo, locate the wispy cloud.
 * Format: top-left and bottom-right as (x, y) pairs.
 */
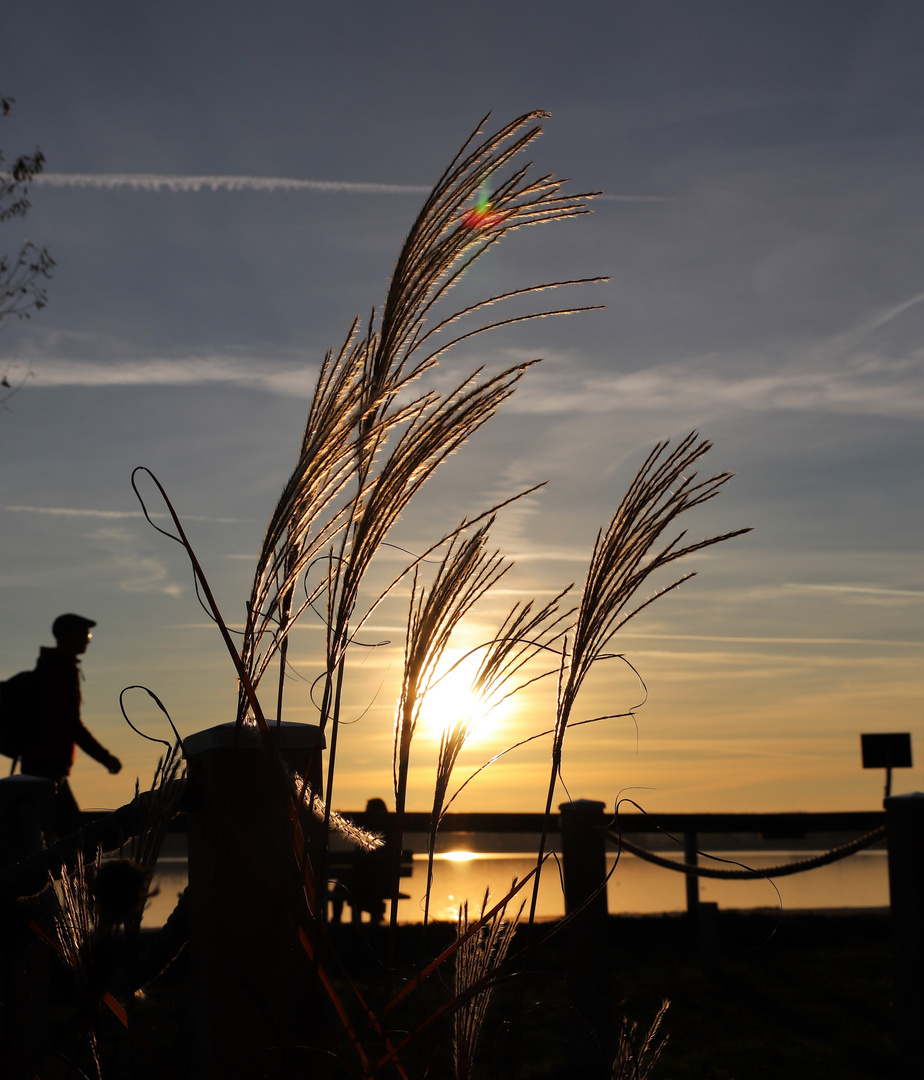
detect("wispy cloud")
(507, 549), (595, 562)
(13, 357), (317, 394)
(85, 525), (184, 597)
(511, 354), (924, 419)
(20, 350), (922, 423)
(12, 277), (923, 424)
(784, 583), (924, 600)
(617, 631), (922, 646)
(33, 171), (670, 202)
(507, 288), (924, 420)
(5, 505), (247, 523)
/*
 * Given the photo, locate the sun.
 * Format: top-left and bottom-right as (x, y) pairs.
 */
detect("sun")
(416, 651), (511, 748)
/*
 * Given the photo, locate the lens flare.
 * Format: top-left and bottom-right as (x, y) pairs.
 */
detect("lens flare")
(461, 185), (505, 230)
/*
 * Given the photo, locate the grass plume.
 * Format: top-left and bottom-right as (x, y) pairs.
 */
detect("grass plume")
(529, 433), (751, 923)
(453, 889), (522, 1080)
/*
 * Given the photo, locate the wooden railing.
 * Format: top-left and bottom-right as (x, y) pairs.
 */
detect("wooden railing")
(341, 807), (888, 916)
(376, 809), (886, 836)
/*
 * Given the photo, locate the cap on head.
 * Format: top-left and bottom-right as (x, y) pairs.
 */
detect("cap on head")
(52, 613), (97, 641)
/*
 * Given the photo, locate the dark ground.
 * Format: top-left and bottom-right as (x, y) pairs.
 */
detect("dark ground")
(4, 909), (896, 1079)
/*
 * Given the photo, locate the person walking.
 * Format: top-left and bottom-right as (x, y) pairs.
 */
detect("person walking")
(20, 613), (122, 836)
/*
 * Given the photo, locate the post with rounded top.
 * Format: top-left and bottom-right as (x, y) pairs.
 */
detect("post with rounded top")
(185, 721), (325, 1080)
(559, 799), (609, 926)
(559, 799), (611, 1069)
(885, 791), (924, 1080)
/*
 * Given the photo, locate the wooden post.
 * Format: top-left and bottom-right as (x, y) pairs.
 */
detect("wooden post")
(684, 830), (700, 916)
(559, 800), (611, 1070)
(559, 799), (608, 924)
(185, 722), (325, 1080)
(884, 792), (924, 1080)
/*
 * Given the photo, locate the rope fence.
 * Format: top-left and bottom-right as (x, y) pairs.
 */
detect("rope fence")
(607, 824), (888, 880)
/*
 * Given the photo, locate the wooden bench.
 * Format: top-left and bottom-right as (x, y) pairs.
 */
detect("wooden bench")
(327, 849), (414, 924)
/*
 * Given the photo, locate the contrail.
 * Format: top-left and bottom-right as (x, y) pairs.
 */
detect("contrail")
(597, 193), (675, 202)
(33, 172), (672, 201)
(34, 173), (431, 195)
(864, 290), (924, 332)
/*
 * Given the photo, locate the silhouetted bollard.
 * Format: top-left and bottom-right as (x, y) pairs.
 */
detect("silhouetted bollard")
(560, 800), (611, 1070)
(884, 792), (924, 1080)
(0, 775), (55, 867)
(684, 830), (700, 915)
(560, 799), (609, 925)
(185, 722), (325, 1080)
(0, 775), (56, 1079)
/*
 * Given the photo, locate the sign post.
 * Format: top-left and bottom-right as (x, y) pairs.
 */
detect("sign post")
(861, 733), (912, 799)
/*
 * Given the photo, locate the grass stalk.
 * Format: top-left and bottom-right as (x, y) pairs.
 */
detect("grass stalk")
(528, 434), (751, 924)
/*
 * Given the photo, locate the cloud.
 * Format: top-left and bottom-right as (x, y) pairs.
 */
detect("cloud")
(510, 354), (924, 419)
(12, 274), (924, 424)
(84, 526), (184, 596)
(783, 583), (924, 600)
(505, 288), (924, 420)
(24, 350), (922, 422)
(13, 356), (322, 395)
(506, 549), (595, 562)
(617, 631), (923, 646)
(5, 505), (248, 524)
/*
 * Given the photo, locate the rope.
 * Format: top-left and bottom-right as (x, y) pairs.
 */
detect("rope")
(606, 825), (887, 880)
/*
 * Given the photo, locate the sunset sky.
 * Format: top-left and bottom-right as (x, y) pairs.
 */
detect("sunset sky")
(1, 1), (921, 817)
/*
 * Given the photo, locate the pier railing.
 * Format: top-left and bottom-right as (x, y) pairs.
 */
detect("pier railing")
(70, 804), (889, 920)
(345, 807), (887, 914)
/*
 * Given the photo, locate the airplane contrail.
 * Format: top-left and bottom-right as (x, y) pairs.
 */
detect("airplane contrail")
(33, 172), (671, 201)
(34, 172), (431, 195)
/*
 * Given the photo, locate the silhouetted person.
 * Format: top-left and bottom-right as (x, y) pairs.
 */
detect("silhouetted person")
(331, 797), (396, 924)
(20, 614), (122, 836)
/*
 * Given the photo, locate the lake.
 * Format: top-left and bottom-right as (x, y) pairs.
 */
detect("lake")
(143, 832), (890, 927)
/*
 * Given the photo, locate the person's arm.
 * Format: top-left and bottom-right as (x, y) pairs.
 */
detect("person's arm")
(75, 724), (122, 773)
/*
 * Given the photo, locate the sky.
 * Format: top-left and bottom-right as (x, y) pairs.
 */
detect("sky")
(1, 1), (921, 818)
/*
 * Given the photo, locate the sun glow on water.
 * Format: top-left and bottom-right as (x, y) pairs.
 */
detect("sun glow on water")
(435, 850), (478, 863)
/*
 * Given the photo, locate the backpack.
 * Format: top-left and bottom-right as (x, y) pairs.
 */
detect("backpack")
(0, 669), (37, 767)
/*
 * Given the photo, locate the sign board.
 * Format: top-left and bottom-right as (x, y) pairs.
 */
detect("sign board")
(861, 732), (913, 769)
